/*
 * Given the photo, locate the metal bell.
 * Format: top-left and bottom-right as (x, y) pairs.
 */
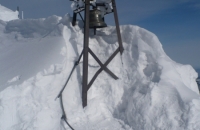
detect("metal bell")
(89, 8), (107, 28)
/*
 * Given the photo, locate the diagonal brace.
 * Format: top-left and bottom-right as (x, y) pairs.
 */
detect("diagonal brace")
(87, 47), (120, 91)
(56, 50), (83, 99)
(88, 48), (118, 80)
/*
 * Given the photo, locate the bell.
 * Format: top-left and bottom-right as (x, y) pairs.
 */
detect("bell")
(89, 8), (107, 29)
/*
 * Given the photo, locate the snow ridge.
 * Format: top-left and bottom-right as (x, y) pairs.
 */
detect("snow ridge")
(0, 4), (18, 21)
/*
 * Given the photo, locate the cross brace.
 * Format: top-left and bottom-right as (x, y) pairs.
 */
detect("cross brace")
(87, 47), (120, 91)
(56, 46), (119, 99)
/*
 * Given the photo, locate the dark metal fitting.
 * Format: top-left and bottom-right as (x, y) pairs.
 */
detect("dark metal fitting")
(75, 61), (79, 65)
(61, 115), (66, 119)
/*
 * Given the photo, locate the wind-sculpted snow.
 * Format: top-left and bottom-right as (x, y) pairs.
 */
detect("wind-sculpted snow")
(0, 14), (200, 130)
(0, 4), (18, 21)
(5, 15), (62, 38)
(0, 15), (66, 91)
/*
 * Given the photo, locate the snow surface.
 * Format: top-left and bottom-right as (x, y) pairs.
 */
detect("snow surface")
(0, 7), (200, 130)
(0, 4), (18, 22)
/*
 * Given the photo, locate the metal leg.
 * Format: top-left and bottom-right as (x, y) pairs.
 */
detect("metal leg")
(72, 12), (77, 26)
(60, 94), (75, 130)
(94, 28), (96, 35)
(82, 0), (90, 108)
(56, 50), (83, 99)
(112, 0), (124, 54)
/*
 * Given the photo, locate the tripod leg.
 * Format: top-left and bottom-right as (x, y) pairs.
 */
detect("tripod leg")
(56, 50), (83, 99)
(72, 12), (77, 26)
(94, 28), (96, 35)
(112, 0), (124, 54)
(82, 0), (90, 108)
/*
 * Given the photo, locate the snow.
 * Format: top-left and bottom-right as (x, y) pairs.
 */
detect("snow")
(0, 4), (18, 21)
(7, 75), (21, 83)
(0, 5), (200, 130)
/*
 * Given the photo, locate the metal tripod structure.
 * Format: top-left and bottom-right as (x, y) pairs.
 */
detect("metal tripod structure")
(58, 0), (123, 108)
(82, 0), (124, 107)
(56, 0), (123, 129)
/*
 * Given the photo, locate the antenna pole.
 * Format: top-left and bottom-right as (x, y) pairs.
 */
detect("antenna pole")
(17, 6), (20, 19)
(22, 11), (24, 19)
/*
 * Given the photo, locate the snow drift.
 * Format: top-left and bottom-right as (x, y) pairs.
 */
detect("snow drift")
(0, 4), (18, 22)
(0, 13), (200, 130)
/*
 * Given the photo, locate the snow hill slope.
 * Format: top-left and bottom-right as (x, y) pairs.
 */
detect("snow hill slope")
(0, 4), (18, 21)
(0, 14), (200, 130)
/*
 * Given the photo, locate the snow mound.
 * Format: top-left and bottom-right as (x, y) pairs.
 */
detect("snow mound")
(0, 15), (65, 91)
(0, 4), (18, 21)
(0, 14), (200, 130)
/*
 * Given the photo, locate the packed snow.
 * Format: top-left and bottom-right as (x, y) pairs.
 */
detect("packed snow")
(0, 4), (200, 130)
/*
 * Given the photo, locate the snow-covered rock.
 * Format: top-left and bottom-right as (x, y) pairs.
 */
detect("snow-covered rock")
(0, 13), (200, 130)
(0, 4), (18, 21)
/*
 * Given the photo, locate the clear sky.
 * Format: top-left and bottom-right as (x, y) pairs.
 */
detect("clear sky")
(1, 0), (200, 70)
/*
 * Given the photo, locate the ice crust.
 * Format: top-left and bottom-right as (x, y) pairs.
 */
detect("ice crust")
(0, 12), (200, 130)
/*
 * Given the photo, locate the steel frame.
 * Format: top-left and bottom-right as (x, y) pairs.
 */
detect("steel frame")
(58, 0), (124, 108)
(81, 0), (124, 107)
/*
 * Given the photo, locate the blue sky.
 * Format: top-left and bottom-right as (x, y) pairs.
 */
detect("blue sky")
(1, 0), (200, 70)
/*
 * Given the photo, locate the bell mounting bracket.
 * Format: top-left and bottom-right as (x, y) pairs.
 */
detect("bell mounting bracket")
(71, 1), (112, 28)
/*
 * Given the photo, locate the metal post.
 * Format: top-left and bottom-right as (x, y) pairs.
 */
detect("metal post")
(17, 6), (20, 19)
(72, 12), (77, 26)
(82, 0), (90, 108)
(112, 0), (124, 54)
(22, 11), (24, 19)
